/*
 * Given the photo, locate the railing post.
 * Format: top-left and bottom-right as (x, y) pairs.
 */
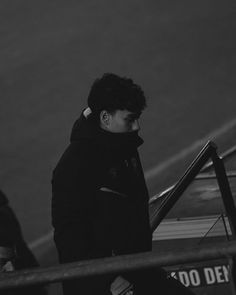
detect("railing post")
(211, 151), (236, 294)
(211, 151), (236, 238)
(229, 257), (236, 295)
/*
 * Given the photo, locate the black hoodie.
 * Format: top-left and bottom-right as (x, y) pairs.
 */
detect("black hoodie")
(51, 114), (196, 295)
(51, 112), (152, 263)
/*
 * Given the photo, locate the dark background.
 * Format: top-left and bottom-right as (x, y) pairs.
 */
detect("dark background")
(1, 0), (236, 254)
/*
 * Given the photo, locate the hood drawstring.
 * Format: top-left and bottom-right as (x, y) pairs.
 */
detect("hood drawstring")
(83, 107), (92, 118)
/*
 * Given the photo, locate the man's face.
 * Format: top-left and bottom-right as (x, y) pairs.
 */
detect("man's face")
(102, 110), (141, 133)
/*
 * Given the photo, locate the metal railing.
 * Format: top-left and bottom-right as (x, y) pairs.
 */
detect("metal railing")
(149, 140), (236, 294)
(0, 141), (236, 293)
(0, 241), (236, 291)
(149, 141), (236, 236)
(149, 142), (236, 204)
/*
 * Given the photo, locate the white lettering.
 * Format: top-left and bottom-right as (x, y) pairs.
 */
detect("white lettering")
(215, 266), (225, 283)
(171, 264), (229, 287)
(189, 270), (201, 286)
(222, 265), (229, 282)
(178, 271), (190, 287)
(170, 272), (177, 279)
(204, 268), (216, 285)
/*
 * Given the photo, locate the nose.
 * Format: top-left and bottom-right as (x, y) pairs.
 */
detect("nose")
(132, 120), (140, 131)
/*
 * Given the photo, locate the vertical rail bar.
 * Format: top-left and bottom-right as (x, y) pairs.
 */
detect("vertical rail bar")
(229, 257), (236, 295)
(221, 214), (230, 241)
(211, 152), (236, 294)
(211, 151), (236, 238)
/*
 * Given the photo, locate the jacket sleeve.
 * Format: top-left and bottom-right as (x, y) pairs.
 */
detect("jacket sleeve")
(51, 142), (99, 263)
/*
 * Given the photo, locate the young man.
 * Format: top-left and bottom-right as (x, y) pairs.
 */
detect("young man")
(51, 73), (194, 295)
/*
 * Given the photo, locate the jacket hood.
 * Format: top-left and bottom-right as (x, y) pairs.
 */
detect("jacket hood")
(70, 111), (143, 152)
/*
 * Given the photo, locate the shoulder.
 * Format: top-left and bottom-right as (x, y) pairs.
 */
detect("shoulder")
(53, 139), (100, 175)
(64, 139), (98, 162)
(52, 139), (102, 189)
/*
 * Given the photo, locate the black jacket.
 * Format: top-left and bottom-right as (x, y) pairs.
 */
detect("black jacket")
(51, 113), (195, 295)
(52, 112), (152, 262)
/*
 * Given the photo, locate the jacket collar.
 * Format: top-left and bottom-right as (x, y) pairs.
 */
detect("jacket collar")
(70, 111), (143, 154)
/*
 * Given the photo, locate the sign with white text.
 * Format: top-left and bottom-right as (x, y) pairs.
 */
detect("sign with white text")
(169, 264), (229, 288)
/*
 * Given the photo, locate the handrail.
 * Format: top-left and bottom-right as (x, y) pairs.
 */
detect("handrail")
(150, 141), (236, 236)
(211, 150), (236, 237)
(150, 141), (217, 231)
(149, 143), (236, 205)
(0, 241), (235, 290)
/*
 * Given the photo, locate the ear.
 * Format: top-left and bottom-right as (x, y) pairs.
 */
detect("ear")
(100, 110), (110, 127)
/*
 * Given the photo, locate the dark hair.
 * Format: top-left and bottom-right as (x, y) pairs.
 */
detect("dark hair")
(87, 73), (147, 117)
